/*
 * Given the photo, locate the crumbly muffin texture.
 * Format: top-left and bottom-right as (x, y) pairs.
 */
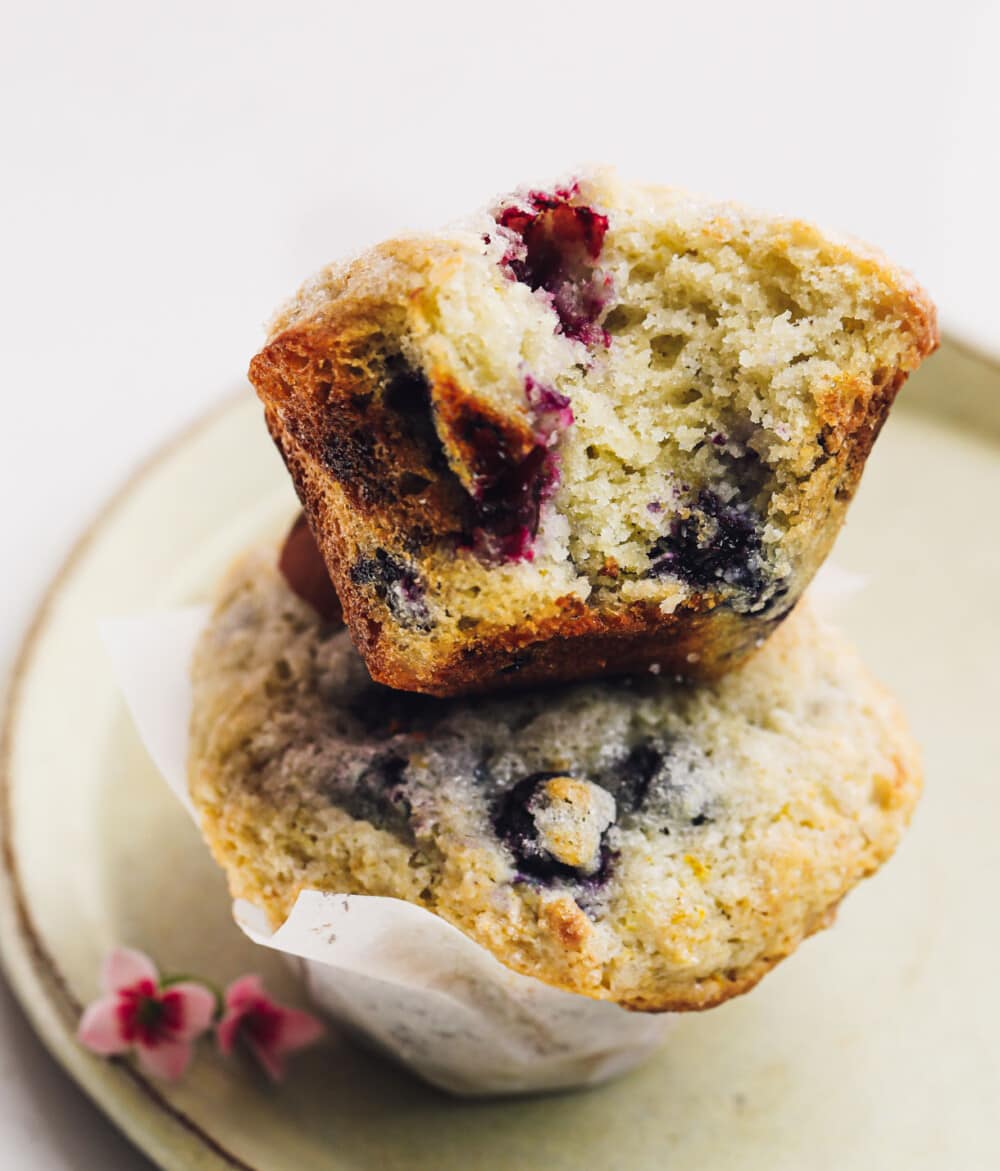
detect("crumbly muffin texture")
(189, 551), (921, 1011)
(249, 168), (937, 695)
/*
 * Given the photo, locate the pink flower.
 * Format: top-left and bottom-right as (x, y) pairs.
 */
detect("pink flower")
(77, 948), (216, 1081)
(217, 974), (324, 1081)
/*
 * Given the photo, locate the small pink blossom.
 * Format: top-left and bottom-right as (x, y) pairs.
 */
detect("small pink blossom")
(77, 948), (216, 1081)
(217, 974), (324, 1081)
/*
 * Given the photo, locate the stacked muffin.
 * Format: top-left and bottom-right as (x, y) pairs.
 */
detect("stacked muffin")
(190, 170), (936, 1013)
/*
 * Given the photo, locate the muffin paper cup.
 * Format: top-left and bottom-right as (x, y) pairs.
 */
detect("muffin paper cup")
(99, 564), (863, 1096)
(100, 607), (672, 1096)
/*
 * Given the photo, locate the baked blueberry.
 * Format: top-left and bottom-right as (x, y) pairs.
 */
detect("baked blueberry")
(349, 550), (432, 631)
(494, 773), (616, 884)
(648, 489), (769, 607)
(614, 742), (666, 815)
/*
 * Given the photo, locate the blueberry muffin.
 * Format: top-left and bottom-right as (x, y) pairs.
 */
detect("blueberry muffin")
(249, 168), (937, 696)
(188, 546), (921, 1011)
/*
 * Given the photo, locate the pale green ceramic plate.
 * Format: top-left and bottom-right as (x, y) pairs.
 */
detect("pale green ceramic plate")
(2, 340), (998, 1170)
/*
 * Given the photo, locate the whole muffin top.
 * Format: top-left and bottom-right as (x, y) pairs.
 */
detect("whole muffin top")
(189, 548), (920, 1010)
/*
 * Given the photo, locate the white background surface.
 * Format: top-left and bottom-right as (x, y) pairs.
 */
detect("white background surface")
(1, 1), (997, 1166)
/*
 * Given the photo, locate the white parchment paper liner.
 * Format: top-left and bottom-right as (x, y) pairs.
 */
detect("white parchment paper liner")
(100, 564), (863, 1096)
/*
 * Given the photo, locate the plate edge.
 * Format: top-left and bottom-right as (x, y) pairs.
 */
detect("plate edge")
(0, 390), (259, 1171)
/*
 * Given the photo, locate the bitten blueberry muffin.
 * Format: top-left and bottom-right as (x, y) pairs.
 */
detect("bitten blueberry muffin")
(249, 168), (937, 696)
(188, 547), (921, 1012)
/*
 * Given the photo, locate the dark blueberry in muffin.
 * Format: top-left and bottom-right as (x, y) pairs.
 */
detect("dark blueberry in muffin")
(461, 419), (514, 498)
(648, 489), (768, 605)
(614, 742), (666, 815)
(349, 550), (432, 630)
(494, 774), (561, 881)
(493, 772), (617, 885)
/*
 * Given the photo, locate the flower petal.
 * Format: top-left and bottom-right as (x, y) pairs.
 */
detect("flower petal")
(224, 973), (266, 1010)
(77, 996), (130, 1056)
(102, 947), (158, 995)
(135, 1037), (193, 1082)
(216, 1005), (247, 1056)
(247, 1037), (286, 1082)
(275, 1008), (325, 1055)
(166, 982), (217, 1041)
(216, 974), (324, 1077)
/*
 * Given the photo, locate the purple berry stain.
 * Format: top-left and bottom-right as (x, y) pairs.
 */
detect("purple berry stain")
(525, 374), (574, 441)
(464, 443), (558, 564)
(494, 186), (612, 346)
(461, 374), (574, 565)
